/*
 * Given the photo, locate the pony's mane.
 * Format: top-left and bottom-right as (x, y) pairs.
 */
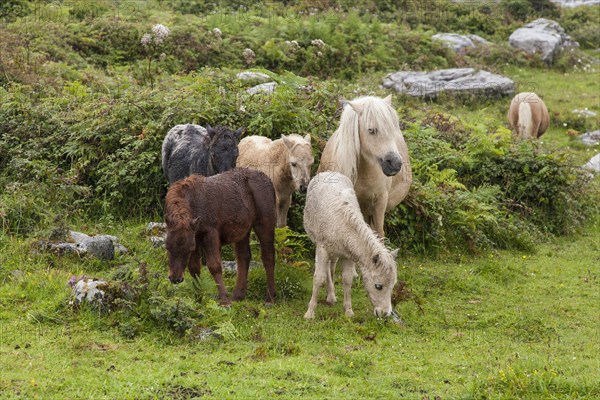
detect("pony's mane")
(337, 189), (395, 274)
(165, 176), (204, 231)
(328, 96), (399, 183)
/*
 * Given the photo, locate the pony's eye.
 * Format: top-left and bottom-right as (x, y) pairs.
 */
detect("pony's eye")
(291, 162), (297, 167)
(368, 128), (378, 135)
(375, 284), (383, 291)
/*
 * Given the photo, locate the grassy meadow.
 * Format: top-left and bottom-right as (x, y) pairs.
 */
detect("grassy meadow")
(1, 1), (599, 399)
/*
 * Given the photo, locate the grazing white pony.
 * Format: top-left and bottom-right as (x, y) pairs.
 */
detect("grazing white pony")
(507, 92), (549, 139)
(237, 134), (314, 228)
(318, 95), (412, 237)
(303, 172), (399, 319)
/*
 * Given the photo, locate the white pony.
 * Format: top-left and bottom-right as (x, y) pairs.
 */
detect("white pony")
(237, 134), (314, 228)
(318, 95), (412, 237)
(303, 172), (399, 319)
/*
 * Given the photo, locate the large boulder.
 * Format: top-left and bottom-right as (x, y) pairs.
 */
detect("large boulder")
(550, 0), (600, 7)
(432, 33), (490, 53)
(509, 18), (579, 63)
(382, 68), (515, 99)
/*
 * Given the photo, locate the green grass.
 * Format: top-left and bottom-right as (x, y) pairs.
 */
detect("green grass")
(1, 219), (598, 399)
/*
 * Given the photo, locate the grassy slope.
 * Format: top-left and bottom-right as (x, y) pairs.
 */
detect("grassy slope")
(0, 218), (598, 399)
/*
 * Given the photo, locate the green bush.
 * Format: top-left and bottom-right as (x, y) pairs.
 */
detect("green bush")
(384, 115), (597, 254)
(560, 6), (600, 49)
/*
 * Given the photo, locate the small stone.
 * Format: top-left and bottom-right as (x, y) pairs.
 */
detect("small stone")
(246, 82), (277, 95)
(580, 130), (600, 146)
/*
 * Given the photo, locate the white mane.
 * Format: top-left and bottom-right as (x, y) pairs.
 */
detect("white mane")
(327, 96), (400, 183)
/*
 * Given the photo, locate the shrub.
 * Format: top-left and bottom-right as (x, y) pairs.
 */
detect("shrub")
(560, 6), (600, 49)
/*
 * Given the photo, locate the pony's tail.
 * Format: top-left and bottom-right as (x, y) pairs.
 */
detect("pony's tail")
(518, 101), (533, 139)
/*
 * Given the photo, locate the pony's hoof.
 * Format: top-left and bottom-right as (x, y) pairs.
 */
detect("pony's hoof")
(218, 298), (232, 307)
(304, 310), (315, 319)
(232, 292), (246, 301)
(345, 309), (354, 318)
(326, 295), (337, 305)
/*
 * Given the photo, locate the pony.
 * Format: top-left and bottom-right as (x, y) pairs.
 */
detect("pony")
(318, 95), (412, 237)
(237, 134), (314, 228)
(507, 92), (549, 139)
(303, 172), (399, 319)
(161, 124), (243, 184)
(164, 168), (276, 305)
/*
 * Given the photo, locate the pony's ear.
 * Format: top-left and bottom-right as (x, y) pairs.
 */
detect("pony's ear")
(281, 134), (294, 149)
(383, 94), (393, 105)
(348, 100), (364, 115)
(303, 134), (311, 144)
(391, 248), (399, 259)
(234, 127), (244, 140)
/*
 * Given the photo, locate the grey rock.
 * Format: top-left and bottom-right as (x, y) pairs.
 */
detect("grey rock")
(580, 130), (600, 146)
(146, 222), (166, 235)
(72, 278), (107, 306)
(432, 33), (490, 52)
(150, 236), (165, 248)
(236, 71), (271, 82)
(509, 18), (579, 63)
(583, 153), (600, 173)
(246, 82), (277, 95)
(572, 109), (597, 117)
(222, 260), (262, 273)
(43, 231), (127, 260)
(70, 231), (116, 260)
(550, 0), (600, 7)
(196, 328), (220, 341)
(382, 68), (515, 98)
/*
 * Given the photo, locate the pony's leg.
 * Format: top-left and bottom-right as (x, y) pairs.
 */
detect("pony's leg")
(305, 245), (329, 319)
(203, 234), (231, 306)
(325, 258), (337, 304)
(372, 194), (388, 238)
(277, 195), (292, 228)
(232, 234), (251, 301)
(340, 258), (355, 318)
(188, 245), (202, 279)
(255, 225), (276, 304)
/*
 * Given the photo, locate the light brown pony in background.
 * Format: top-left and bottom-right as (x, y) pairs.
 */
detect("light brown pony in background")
(318, 95), (412, 237)
(237, 134), (314, 228)
(507, 92), (549, 139)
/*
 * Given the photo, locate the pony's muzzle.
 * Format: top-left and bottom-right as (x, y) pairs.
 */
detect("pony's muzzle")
(374, 307), (392, 318)
(299, 183), (308, 193)
(381, 153), (403, 176)
(169, 276), (184, 284)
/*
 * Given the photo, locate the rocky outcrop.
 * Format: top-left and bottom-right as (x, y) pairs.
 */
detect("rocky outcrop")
(509, 19), (579, 63)
(382, 68), (515, 98)
(432, 33), (490, 52)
